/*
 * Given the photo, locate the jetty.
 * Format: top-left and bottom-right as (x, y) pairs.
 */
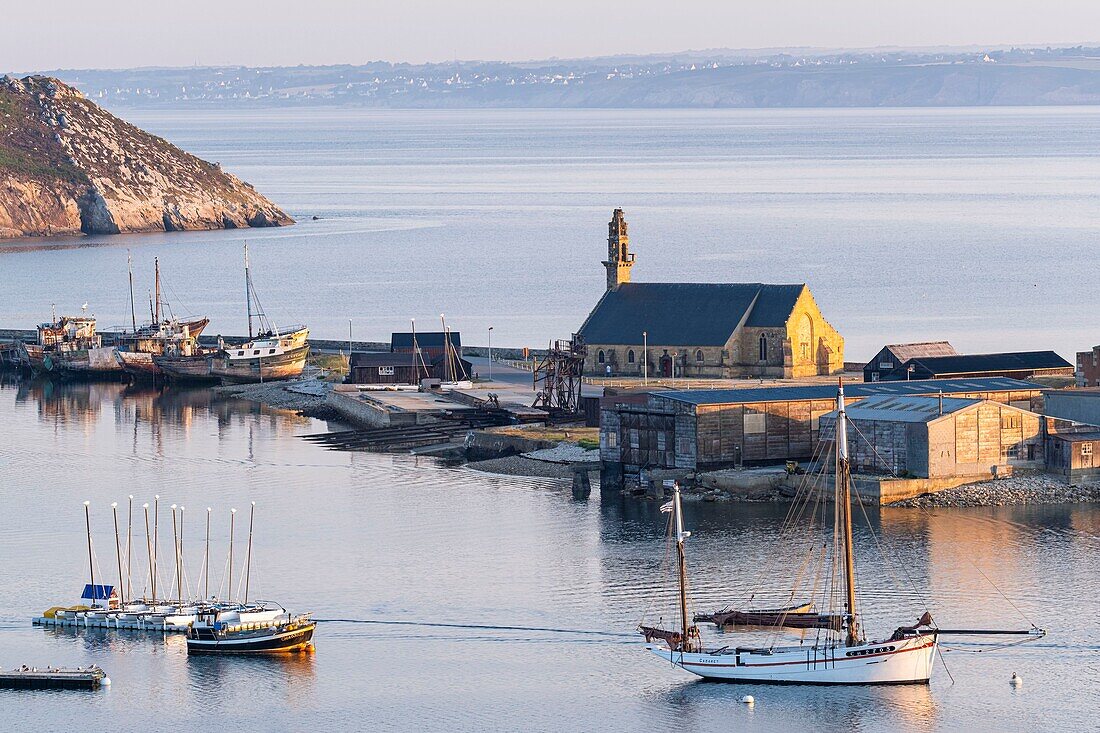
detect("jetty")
(34, 609), (194, 632)
(0, 665), (109, 690)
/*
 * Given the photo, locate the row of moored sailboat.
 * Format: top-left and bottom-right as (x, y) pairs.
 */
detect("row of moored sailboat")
(35, 499), (314, 655)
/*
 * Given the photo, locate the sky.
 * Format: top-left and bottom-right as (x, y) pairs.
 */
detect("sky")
(4, 0), (1100, 70)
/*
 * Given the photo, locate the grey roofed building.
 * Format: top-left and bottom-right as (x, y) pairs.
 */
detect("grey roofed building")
(819, 394), (1044, 478)
(894, 351), (1073, 381)
(390, 331), (461, 358)
(576, 209), (845, 379)
(597, 375), (1046, 491)
(1041, 388), (1100, 426)
(577, 282), (804, 346)
(656, 376), (1042, 406)
(863, 341), (957, 382)
(823, 394), (979, 423)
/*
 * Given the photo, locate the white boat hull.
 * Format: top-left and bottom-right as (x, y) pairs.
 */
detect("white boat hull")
(647, 635), (938, 685)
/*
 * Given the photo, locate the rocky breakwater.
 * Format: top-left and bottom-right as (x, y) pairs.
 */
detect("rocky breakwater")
(889, 475), (1100, 508)
(0, 75), (292, 238)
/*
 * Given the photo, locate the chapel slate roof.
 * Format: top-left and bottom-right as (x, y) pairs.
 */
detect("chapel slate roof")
(906, 351), (1072, 375)
(577, 283), (806, 347)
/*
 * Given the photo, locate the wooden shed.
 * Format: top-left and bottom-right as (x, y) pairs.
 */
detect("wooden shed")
(348, 352), (473, 386)
(818, 395), (1043, 478)
(1045, 430), (1100, 481)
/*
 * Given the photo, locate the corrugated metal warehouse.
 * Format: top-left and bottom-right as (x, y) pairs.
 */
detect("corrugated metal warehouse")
(1042, 388), (1100, 426)
(598, 377), (1044, 490)
(818, 395), (1043, 478)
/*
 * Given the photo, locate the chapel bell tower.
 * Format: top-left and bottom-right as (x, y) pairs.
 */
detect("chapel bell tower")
(603, 208), (634, 291)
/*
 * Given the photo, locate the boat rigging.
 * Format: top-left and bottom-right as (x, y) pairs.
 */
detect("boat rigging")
(638, 382), (1045, 685)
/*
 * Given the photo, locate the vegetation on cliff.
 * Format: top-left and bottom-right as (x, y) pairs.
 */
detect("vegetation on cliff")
(0, 75), (293, 238)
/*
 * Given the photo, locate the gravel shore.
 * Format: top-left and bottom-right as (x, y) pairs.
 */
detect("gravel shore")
(888, 475), (1100, 508)
(465, 455), (589, 479)
(214, 379), (336, 418)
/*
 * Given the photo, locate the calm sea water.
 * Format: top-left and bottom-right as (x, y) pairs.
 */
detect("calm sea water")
(0, 377), (1097, 731)
(1, 107), (1100, 359)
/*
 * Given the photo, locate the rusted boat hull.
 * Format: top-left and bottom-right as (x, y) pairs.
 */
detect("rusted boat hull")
(116, 350), (160, 378)
(153, 354), (219, 383)
(21, 343), (46, 371)
(209, 344), (310, 384)
(51, 347), (124, 377)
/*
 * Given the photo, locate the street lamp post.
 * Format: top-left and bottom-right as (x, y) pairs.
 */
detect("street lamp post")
(643, 330), (648, 386)
(488, 326), (494, 382)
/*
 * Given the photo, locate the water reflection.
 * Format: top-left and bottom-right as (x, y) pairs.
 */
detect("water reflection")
(185, 651), (316, 700)
(0, 377), (1096, 731)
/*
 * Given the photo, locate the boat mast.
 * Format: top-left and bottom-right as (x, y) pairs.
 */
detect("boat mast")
(440, 314), (455, 382)
(243, 502), (255, 603)
(154, 257), (161, 324)
(836, 383), (860, 646)
(143, 503), (154, 602)
(112, 502), (124, 606)
(204, 507), (211, 599)
(153, 495), (160, 602)
(672, 484), (696, 652)
(83, 501), (95, 609)
(244, 245), (253, 339)
(126, 495), (133, 601)
(411, 318), (429, 382)
(229, 508), (236, 602)
(127, 251), (137, 333)
(179, 506), (185, 601)
(171, 505), (179, 601)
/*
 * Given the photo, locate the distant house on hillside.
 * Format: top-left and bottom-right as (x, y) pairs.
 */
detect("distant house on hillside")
(863, 341), (957, 382)
(576, 209), (844, 379)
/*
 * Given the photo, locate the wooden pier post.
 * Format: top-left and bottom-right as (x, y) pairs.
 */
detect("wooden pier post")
(571, 467), (591, 499)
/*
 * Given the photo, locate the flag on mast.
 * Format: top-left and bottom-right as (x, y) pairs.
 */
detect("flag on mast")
(659, 500), (674, 514)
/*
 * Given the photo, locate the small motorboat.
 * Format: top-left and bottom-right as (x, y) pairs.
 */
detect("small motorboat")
(186, 604), (315, 654)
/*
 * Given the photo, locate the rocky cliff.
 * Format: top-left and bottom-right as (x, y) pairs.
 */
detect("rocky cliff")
(0, 75), (293, 238)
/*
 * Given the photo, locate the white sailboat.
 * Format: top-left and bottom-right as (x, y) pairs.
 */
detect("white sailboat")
(640, 383), (1043, 685)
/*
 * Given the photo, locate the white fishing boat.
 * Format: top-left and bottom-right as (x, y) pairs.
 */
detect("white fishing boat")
(186, 603), (315, 654)
(640, 383), (1044, 685)
(206, 245), (309, 384)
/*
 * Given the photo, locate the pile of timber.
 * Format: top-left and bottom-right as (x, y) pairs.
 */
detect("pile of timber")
(301, 411), (510, 452)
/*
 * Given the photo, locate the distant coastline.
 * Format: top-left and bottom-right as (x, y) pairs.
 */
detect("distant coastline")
(15, 44), (1100, 110)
